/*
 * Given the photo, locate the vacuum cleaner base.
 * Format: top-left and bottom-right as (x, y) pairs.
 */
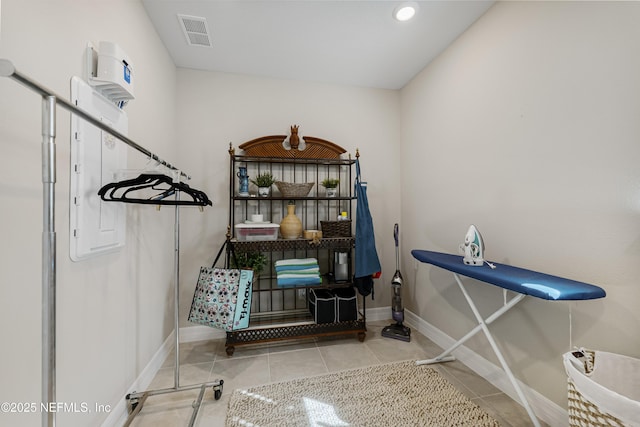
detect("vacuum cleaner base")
(381, 323), (411, 342)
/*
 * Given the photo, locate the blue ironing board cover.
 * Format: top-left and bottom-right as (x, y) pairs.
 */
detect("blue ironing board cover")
(411, 250), (606, 301)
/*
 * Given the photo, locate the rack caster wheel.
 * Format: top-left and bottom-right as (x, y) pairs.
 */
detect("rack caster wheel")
(357, 332), (366, 342)
(125, 393), (139, 414)
(225, 346), (235, 356)
(213, 380), (224, 400)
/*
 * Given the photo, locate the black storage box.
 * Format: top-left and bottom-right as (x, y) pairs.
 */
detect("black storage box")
(333, 287), (358, 321)
(309, 289), (336, 323)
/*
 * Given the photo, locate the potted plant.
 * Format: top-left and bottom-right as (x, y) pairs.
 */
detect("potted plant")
(232, 251), (267, 277)
(321, 178), (340, 197)
(251, 172), (276, 197)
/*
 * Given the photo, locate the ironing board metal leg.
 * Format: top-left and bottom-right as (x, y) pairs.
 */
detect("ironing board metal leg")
(416, 288), (525, 365)
(452, 273), (541, 427)
(416, 355), (456, 364)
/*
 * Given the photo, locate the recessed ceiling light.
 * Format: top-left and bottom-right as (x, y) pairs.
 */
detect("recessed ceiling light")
(393, 2), (418, 22)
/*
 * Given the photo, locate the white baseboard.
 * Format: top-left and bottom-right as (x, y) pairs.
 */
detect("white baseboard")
(363, 306), (390, 322)
(179, 324), (227, 343)
(403, 309), (567, 427)
(101, 331), (176, 427)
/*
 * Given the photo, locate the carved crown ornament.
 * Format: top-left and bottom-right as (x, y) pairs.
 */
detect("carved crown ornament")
(228, 125), (359, 159)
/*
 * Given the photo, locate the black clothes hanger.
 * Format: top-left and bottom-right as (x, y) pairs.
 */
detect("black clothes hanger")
(98, 173), (212, 206)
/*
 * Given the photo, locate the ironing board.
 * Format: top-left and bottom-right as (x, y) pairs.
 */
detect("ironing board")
(411, 250), (606, 427)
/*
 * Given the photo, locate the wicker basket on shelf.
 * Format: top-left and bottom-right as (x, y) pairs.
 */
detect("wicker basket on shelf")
(321, 220), (352, 237)
(275, 181), (314, 197)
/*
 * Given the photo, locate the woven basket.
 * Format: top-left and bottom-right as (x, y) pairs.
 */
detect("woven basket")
(564, 349), (640, 427)
(568, 380), (625, 426)
(275, 181), (314, 198)
(321, 220), (352, 237)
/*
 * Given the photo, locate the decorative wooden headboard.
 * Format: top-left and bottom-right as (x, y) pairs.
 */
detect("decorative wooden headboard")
(232, 125), (350, 159)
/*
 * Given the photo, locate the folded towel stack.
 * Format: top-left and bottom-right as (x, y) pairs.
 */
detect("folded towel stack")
(275, 258), (322, 287)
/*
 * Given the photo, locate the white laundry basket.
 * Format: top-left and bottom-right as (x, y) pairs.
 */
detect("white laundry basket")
(563, 349), (640, 426)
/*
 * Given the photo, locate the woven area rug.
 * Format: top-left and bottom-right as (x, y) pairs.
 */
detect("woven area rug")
(225, 360), (501, 426)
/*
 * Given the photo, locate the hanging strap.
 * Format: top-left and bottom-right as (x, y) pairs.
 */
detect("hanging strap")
(211, 239), (239, 269)
(355, 158), (369, 196)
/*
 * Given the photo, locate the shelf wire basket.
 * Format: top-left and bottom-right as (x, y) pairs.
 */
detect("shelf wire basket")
(275, 181), (314, 197)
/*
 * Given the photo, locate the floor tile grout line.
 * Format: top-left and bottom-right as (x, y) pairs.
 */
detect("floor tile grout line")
(363, 340), (383, 365)
(318, 345), (331, 374)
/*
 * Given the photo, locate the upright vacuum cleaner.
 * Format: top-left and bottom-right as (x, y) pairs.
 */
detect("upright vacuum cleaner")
(381, 223), (411, 342)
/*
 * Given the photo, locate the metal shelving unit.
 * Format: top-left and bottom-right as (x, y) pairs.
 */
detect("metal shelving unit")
(224, 132), (367, 355)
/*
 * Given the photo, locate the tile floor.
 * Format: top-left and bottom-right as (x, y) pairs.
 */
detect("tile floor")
(129, 320), (545, 426)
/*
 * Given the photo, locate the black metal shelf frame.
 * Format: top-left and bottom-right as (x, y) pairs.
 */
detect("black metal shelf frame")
(225, 146), (366, 355)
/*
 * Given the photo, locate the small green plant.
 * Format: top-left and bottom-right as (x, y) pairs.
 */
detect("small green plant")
(232, 251), (267, 275)
(321, 178), (340, 188)
(251, 172), (276, 188)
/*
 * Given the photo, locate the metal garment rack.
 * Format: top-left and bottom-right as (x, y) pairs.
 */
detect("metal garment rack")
(122, 197), (223, 427)
(0, 59), (222, 427)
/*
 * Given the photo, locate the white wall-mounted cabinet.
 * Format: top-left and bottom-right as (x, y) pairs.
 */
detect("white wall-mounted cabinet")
(69, 76), (127, 261)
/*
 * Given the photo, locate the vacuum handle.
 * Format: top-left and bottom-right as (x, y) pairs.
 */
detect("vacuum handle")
(394, 223), (399, 247)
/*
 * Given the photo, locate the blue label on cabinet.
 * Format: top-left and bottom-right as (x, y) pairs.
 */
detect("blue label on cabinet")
(123, 65), (131, 84)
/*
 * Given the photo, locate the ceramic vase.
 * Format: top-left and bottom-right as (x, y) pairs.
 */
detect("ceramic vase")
(237, 167), (249, 196)
(280, 204), (302, 239)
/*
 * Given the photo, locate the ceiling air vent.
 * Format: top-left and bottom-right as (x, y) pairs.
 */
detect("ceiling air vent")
(178, 14), (212, 47)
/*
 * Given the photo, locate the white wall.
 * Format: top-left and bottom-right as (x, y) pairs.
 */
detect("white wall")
(401, 1), (640, 409)
(0, 1), (178, 426)
(175, 69), (401, 327)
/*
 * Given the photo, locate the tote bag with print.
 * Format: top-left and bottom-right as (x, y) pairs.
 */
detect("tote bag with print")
(188, 243), (254, 331)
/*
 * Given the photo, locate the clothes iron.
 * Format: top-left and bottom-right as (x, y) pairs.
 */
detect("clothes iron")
(461, 224), (486, 266)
